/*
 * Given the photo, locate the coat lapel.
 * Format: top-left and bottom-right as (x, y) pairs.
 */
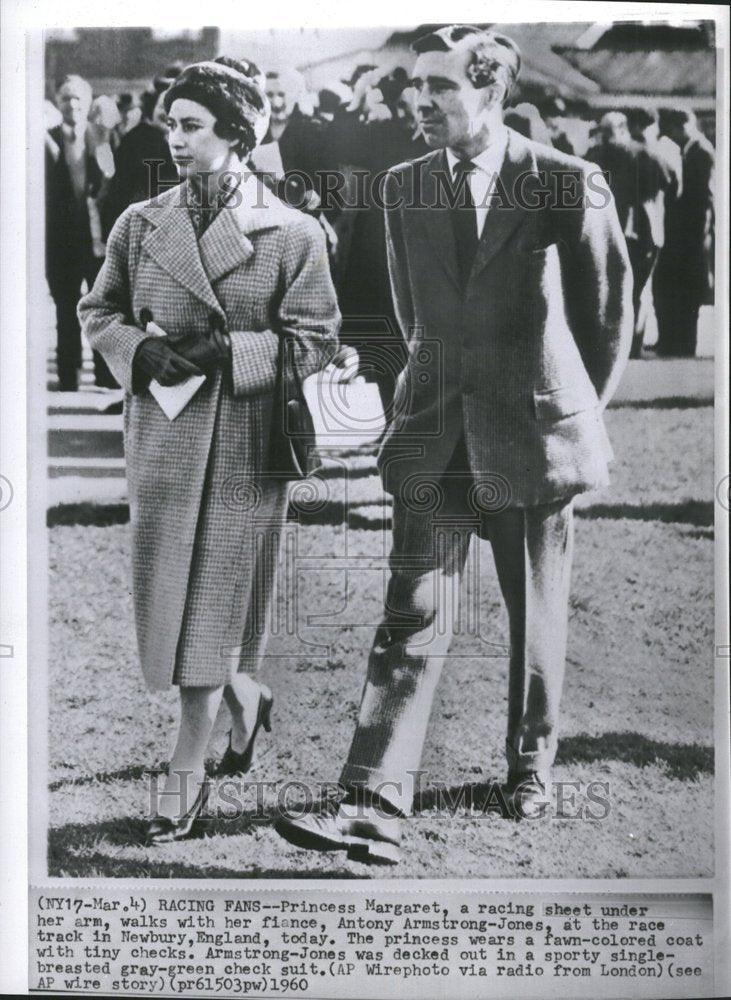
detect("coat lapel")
(470, 129), (534, 279)
(198, 174), (296, 285)
(140, 182), (226, 321)
(198, 204), (255, 285)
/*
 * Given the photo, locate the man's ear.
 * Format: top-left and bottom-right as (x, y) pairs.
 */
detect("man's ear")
(479, 83), (504, 113)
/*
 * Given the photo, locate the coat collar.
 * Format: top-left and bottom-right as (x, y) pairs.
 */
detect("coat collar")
(420, 128), (536, 291)
(138, 174), (296, 317)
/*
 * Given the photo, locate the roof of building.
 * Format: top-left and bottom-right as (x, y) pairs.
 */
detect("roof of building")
(555, 21), (715, 97)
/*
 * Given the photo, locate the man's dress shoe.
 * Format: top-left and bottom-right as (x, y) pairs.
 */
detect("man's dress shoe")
(275, 794), (402, 865)
(503, 771), (551, 821)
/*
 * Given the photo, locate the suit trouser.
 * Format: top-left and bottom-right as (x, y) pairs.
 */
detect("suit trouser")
(654, 251), (703, 358)
(627, 241), (659, 359)
(340, 451), (575, 815)
(50, 259), (117, 389)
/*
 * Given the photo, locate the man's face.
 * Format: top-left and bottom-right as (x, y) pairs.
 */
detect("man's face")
(152, 92), (170, 134)
(265, 77), (291, 125)
(56, 81), (92, 128)
(412, 49), (490, 149)
(669, 122), (687, 146)
(394, 87), (418, 132)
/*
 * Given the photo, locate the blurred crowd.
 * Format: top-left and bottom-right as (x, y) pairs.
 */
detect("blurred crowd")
(45, 59), (715, 393)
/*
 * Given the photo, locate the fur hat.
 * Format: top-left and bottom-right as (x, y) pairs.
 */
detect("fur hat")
(163, 56), (270, 155)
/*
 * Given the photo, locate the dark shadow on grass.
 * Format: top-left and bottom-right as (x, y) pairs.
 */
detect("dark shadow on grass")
(47, 818), (366, 878)
(412, 734), (713, 816)
(48, 502), (130, 527)
(49, 497), (713, 530)
(608, 396), (712, 410)
(556, 732), (713, 780)
(49, 763), (155, 791)
(576, 500), (713, 527)
(415, 779), (504, 814)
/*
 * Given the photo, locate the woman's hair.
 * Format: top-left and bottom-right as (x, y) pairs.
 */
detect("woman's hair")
(163, 56), (270, 157)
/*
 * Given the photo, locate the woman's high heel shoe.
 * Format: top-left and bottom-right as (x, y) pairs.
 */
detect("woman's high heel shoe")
(216, 685), (273, 776)
(146, 779), (210, 845)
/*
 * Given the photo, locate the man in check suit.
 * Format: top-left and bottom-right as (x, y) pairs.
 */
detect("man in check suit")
(277, 26), (632, 864)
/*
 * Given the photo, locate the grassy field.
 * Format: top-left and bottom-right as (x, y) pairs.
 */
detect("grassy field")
(47, 402), (715, 879)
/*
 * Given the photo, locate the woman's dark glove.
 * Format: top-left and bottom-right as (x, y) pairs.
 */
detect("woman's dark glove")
(170, 328), (231, 376)
(132, 337), (204, 390)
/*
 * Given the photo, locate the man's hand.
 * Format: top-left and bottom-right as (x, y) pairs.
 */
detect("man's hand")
(170, 329), (231, 377)
(133, 337), (204, 389)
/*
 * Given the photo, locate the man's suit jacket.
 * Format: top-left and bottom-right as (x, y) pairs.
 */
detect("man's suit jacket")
(379, 128), (633, 507)
(100, 120), (178, 238)
(586, 139), (668, 252)
(678, 134), (715, 301)
(45, 124), (103, 291)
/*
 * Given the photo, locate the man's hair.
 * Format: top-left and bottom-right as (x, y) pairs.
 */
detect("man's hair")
(628, 106), (657, 131)
(411, 24), (521, 105)
(139, 89), (159, 122)
(55, 74), (92, 101)
(659, 107), (696, 131)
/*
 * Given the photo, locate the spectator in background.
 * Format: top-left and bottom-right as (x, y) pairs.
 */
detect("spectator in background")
(114, 93), (142, 145)
(629, 106), (682, 188)
(587, 111), (668, 358)
(627, 107), (681, 354)
(148, 64), (184, 134)
(87, 94), (119, 182)
(260, 69), (326, 190)
(504, 102), (552, 145)
(543, 97), (575, 155)
(45, 74), (116, 390)
(333, 69), (428, 416)
(655, 108), (715, 357)
(102, 85), (179, 234)
(252, 70), (337, 264)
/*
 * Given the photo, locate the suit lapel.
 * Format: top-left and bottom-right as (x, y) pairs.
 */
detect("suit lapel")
(420, 150), (461, 293)
(140, 182), (226, 320)
(470, 129), (534, 279)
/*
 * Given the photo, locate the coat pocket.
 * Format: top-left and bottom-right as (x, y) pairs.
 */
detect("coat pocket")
(533, 383), (598, 421)
(515, 240), (561, 258)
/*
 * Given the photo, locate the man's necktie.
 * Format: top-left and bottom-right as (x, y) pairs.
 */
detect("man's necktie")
(451, 159), (478, 288)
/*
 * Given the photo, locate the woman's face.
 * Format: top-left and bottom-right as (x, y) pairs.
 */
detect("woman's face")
(166, 98), (236, 177)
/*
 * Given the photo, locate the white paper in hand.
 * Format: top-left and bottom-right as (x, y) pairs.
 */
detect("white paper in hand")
(145, 320), (206, 421)
(303, 372), (386, 448)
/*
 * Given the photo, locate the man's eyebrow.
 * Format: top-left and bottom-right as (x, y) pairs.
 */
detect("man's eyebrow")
(411, 75), (459, 89)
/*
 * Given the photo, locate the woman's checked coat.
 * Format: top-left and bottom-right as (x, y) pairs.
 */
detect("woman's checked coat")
(79, 178), (340, 690)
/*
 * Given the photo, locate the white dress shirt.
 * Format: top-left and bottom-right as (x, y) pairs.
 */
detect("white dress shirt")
(61, 122), (88, 202)
(446, 128), (509, 238)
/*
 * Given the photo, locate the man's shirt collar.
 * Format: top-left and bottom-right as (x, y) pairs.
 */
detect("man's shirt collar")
(446, 127), (508, 178)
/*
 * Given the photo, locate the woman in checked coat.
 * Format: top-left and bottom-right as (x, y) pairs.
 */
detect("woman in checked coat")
(78, 58), (341, 842)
